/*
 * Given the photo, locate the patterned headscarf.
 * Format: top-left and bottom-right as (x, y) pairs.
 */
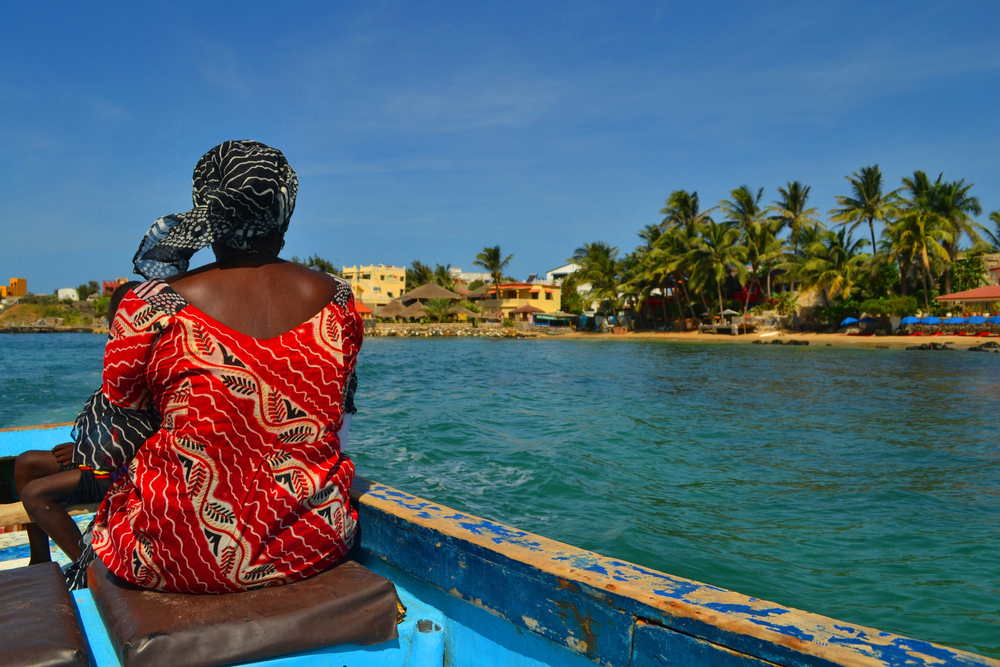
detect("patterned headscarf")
(133, 140), (298, 279)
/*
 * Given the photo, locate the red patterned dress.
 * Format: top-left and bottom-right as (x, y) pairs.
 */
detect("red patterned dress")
(90, 278), (362, 593)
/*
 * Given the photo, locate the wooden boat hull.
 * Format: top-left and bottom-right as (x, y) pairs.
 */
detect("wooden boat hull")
(1, 423), (997, 667)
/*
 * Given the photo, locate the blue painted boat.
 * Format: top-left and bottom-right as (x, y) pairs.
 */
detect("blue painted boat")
(1, 423), (998, 667)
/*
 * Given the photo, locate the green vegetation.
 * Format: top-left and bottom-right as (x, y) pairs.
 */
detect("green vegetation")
(290, 254), (338, 275)
(566, 168), (999, 328)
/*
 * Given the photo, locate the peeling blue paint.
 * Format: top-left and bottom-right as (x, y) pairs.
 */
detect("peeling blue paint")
(746, 619), (815, 641)
(653, 581), (703, 599)
(702, 603), (790, 618)
(458, 520), (544, 552)
(835, 625), (855, 633)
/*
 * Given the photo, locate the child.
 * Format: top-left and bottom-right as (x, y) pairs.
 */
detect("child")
(13, 281), (151, 565)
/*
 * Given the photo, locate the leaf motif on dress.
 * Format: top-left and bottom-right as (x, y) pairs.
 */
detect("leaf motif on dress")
(221, 374), (257, 396)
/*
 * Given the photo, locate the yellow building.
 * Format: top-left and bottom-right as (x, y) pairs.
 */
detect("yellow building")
(341, 264), (406, 311)
(5, 278), (27, 297)
(472, 282), (562, 319)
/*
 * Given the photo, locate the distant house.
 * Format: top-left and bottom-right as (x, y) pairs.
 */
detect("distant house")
(342, 264), (406, 311)
(103, 278), (128, 295)
(55, 288), (79, 301)
(3, 278), (27, 298)
(468, 282), (562, 318)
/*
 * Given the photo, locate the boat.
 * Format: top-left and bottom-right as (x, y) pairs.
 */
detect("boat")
(1, 422), (997, 667)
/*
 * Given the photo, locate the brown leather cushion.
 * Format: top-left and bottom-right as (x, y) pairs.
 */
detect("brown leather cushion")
(88, 559), (400, 667)
(0, 562), (90, 667)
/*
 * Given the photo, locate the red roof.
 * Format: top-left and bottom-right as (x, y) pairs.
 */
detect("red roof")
(935, 285), (1000, 302)
(354, 302), (374, 314)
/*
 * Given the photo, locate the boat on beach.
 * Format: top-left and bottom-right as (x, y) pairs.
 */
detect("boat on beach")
(1, 423), (997, 667)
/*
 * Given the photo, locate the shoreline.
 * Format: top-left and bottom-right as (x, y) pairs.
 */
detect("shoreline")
(540, 329), (1000, 349)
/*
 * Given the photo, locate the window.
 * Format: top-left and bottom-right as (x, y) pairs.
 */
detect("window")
(531, 292), (538, 300)
(380, 275), (385, 280)
(546, 292), (553, 300)
(388, 292), (393, 298)
(362, 274), (371, 279)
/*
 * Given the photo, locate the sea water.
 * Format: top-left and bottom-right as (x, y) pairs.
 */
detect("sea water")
(1, 333), (997, 656)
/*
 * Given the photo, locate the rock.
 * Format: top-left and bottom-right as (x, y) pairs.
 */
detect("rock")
(876, 345), (888, 349)
(786, 340), (809, 346)
(751, 340), (763, 345)
(931, 342), (953, 351)
(770, 339), (784, 345)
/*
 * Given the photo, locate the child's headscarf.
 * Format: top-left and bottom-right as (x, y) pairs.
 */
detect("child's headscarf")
(132, 140), (298, 279)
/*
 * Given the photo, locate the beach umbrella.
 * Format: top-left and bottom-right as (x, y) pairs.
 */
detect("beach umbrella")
(721, 309), (740, 316)
(989, 316), (1000, 325)
(840, 317), (859, 326)
(859, 317), (877, 323)
(943, 317), (966, 324)
(900, 316), (920, 325)
(967, 316), (988, 324)
(921, 316), (942, 325)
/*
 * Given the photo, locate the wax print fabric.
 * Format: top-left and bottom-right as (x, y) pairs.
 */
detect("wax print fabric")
(85, 278), (362, 594)
(133, 141), (298, 279)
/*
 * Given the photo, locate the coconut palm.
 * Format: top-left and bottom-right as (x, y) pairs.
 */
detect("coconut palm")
(983, 211), (1000, 250)
(684, 222), (747, 316)
(720, 185), (778, 311)
(830, 165), (897, 252)
(771, 181), (821, 257)
(406, 260), (433, 288)
(636, 224), (663, 251)
(660, 190), (713, 232)
(432, 264), (456, 290)
(798, 229), (870, 303)
(422, 298), (454, 323)
(649, 226), (699, 319)
(889, 210), (952, 312)
(473, 246), (514, 307)
(934, 179), (982, 294)
(571, 242), (622, 314)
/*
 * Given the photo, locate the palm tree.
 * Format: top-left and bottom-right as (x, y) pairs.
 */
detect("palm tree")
(422, 299), (454, 323)
(473, 246), (514, 312)
(636, 224), (663, 251)
(935, 179), (982, 294)
(406, 260), (433, 288)
(684, 221), (747, 316)
(771, 181), (821, 257)
(982, 211), (1000, 249)
(432, 264), (456, 290)
(720, 185), (774, 311)
(797, 229), (870, 303)
(660, 190), (713, 232)
(571, 242), (622, 315)
(889, 210), (952, 312)
(830, 165), (897, 252)
(649, 226), (699, 319)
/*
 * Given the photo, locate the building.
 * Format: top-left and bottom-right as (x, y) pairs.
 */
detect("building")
(544, 263), (580, 285)
(103, 278), (129, 295)
(3, 278), (27, 298)
(342, 264), (406, 311)
(448, 267), (492, 284)
(468, 282), (562, 318)
(56, 288), (79, 301)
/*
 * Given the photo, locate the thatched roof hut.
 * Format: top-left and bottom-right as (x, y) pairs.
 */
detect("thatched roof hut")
(375, 300), (406, 318)
(449, 305), (480, 318)
(400, 284), (462, 303)
(510, 304), (545, 314)
(399, 302), (428, 319)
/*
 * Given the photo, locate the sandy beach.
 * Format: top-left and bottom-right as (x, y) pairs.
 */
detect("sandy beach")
(551, 329), (1000, 349)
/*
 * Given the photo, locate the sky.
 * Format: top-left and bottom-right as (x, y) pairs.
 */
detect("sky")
(2, 1), (1000, 293)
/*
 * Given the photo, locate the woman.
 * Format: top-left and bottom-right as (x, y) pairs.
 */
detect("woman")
(72, 141), (362, 593)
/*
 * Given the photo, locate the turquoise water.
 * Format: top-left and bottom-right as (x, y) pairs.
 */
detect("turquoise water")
(1, 334), (998, 655)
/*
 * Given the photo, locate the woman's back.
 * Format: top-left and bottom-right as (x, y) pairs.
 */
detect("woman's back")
(168, 258), (346, 340)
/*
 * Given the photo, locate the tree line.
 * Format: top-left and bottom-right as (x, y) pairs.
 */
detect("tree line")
(569, 166), (1000, 327)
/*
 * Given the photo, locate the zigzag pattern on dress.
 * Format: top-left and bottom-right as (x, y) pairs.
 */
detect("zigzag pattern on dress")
(86, 281), (363, 594)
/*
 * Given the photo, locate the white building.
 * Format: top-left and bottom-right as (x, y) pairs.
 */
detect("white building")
(55, 288), (79, 301)
(448, 267), (492, 283)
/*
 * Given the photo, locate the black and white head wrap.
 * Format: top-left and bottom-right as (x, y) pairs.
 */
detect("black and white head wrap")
(133, 140), (298, 279)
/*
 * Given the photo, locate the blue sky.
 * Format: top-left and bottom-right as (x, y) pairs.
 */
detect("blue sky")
(3, 1), (999, 293)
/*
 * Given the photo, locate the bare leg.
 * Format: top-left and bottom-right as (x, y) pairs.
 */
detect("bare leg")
(14, 450), (63, 564)
(20, 471), (85, 562)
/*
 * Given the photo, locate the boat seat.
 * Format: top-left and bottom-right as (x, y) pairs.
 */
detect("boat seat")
(88, 558), (400, 667)
(0, 562), (90, 667)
